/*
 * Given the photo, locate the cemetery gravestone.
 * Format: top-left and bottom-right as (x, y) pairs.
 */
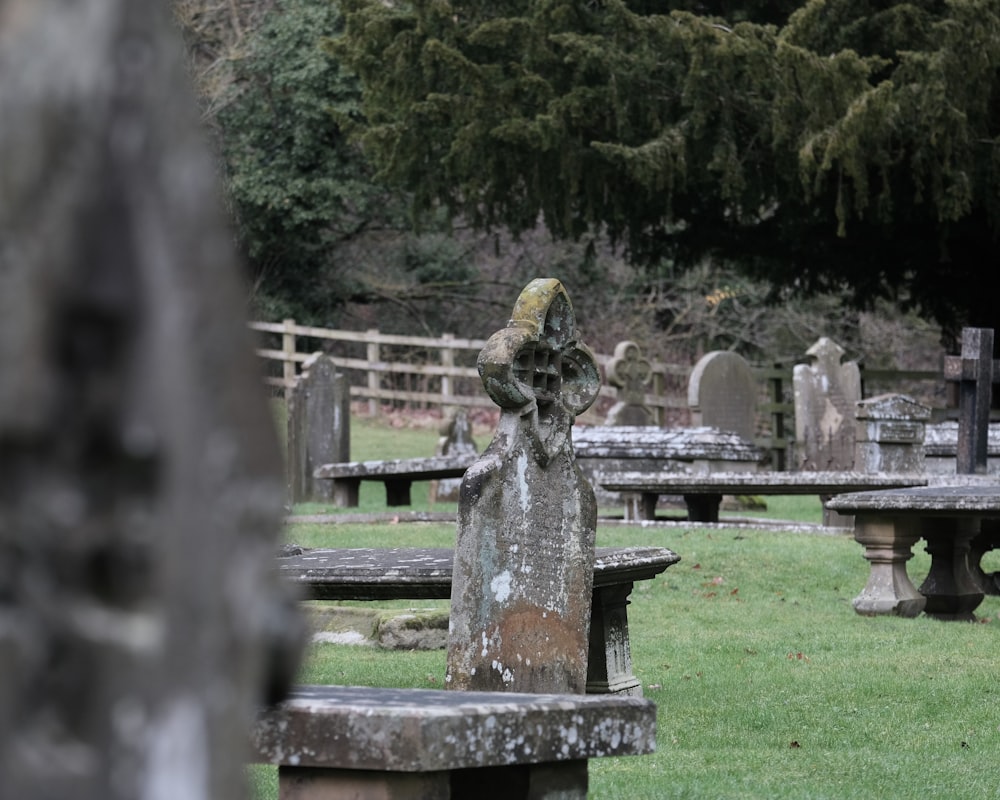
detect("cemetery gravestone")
(447, 279), (601, 695)
(605, 340), (654, 426)
(687, 350), (757, 441)
(0, 3), (302, 799)
(793, 337), (861, 471)
(287, 354), (351, 503)
(854, 394), (930, 474)
(428, 409), (478, 503)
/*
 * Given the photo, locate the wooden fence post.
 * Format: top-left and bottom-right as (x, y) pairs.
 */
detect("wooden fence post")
(283, 318), (297, 388)
(652, 369), (664, 427)
(769, 366), (787, 471)
(442, 333), (455, 407)
(367, 328), (380, 416)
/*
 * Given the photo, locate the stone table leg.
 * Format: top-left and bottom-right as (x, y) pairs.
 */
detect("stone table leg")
(332, 478), (360, 507)
(684, 494), (722, 523)
(970, 519), (1000, 596)
(278, 766), (450, 799)
(851, 515), (925, 617)
(919, 517), (984, 621)
(586, 582), (642, 696)
(623, 492), (659, 522)
(277, 761), (591, 800)
(384, 478), (414, 506)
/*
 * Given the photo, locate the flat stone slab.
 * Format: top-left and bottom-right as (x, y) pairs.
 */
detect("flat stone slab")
(572, 425), (762, 462)
(250, 685), (657, 771)
(827, 483), (1000, 515)
(276, 546), (680, 601)
(314, 454), (478, 480)
(924, 422), (1000, 456)
(599, 470), (929, 495)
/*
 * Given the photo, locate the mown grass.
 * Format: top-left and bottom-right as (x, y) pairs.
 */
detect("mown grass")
(250, 413), (1000, 800)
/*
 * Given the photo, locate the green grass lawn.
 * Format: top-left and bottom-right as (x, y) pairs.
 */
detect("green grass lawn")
(252, 412), (1000, 800)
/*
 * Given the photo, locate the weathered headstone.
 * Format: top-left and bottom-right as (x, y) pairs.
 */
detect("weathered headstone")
(428, 409), (478, 503)
(793, 338), (862, 470)
(605, 340), (654, 426)
(447, 279), (601, 694)
(0, 3), (302, 798)
(854, 394), (930, 474)
(943, 327), (998, 475)
(286, 353), (351, 503)
(687, 351), (757, 441)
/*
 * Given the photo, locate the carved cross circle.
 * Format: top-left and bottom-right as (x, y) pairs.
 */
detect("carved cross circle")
(477, 279), (600, 418)
(608, 340), (652, 402)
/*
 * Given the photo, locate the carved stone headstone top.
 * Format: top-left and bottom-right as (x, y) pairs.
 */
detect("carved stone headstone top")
(447, 279), (600, 694)
(793, 338), (862, 470)
(605, 340), (654, 426)
(687, 351), (757, 440)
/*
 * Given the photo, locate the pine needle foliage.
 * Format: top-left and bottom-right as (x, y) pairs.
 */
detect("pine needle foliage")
(336, 0), (1000, 340)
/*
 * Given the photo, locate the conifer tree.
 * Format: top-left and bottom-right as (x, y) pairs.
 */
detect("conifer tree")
(336, 0), (1000, 341)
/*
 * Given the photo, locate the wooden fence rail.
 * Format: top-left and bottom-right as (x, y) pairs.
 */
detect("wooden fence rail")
(250, 319), (948, 466)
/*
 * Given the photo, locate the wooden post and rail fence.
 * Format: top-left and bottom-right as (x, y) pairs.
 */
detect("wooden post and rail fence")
(250, 319), (950, 468)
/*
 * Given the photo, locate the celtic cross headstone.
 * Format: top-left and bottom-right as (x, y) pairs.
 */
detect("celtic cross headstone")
(446, 279), (601, 694)
(605, 340), (654, 425)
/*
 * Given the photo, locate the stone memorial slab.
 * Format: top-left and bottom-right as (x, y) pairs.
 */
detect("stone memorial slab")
(687, 350), (757, 441)
(447, 279), (601, 694)
(793, 337), (861, 470)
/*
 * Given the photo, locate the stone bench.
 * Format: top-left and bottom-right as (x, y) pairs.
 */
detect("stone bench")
(314, 454), (478, 507)
(826, 481), (1000, 619)
(251, 684), (657, 799)
(598, 470), (929, 522)
(276, 545), (680, 696)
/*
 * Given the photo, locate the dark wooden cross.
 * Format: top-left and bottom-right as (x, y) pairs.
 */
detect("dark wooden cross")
(943, 327), (999, 474)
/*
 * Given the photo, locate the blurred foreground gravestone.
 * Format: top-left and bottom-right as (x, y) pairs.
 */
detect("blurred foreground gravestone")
(0, 3), (301, 799)
(447, 279), (601, 694)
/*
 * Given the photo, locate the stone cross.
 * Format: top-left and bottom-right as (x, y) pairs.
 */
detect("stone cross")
(447, 279), (601, 694)
(943, 327), (998, 474)
(605, 340), (654, 425)
(793, 338), (862, 470)
(0, 3), (301, 798)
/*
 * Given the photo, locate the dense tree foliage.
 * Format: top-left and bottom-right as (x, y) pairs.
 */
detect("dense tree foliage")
(336, 0), (1000, 343)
